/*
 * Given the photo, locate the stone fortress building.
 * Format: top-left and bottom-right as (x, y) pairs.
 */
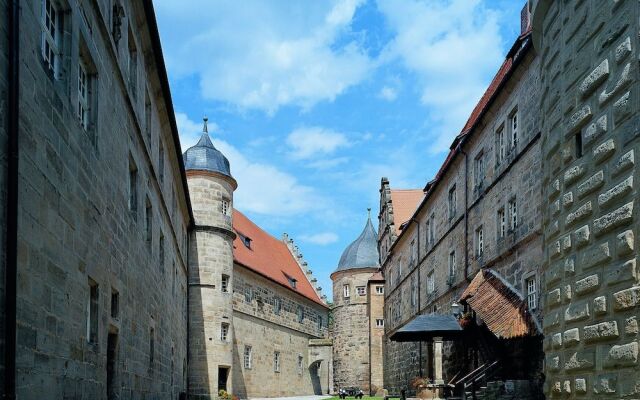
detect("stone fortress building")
(0, 0), (330, 398)
(184, 122), (332, 399)
(330, 212), (385, 396)
(379, 8), (546, 397)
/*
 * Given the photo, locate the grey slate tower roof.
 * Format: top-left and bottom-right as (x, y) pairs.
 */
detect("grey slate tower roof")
(335, 211), (380, 272)
(183, 117), (232, 177)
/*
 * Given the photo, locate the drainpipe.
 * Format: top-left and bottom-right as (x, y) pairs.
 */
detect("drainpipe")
(5, 0), (20, 398)
(459, 144), (470, 282)
(408, 218), (421, 377)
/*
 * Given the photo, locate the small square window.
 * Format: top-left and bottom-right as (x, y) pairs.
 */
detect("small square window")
(376, 318), (384, 328)
(356, 286), (366, 296)
(221, 274), (229, 293)
(375, 286), (384, 295)
(221, 323), (229, 341)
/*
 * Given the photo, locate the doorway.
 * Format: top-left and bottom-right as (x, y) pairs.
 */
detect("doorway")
(218, 366), (230, 392)
(107, 333), (118, 399)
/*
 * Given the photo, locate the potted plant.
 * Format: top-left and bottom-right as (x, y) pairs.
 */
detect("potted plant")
(410, 376), (435, 399)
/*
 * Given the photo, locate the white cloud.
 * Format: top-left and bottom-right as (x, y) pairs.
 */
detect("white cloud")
(155, 0), (371, 114)
(378, 86), (398, 101)
(377, 0), (505, 152)
(299, 232), (339, 245)
(286, 127), (351, 160)
(176, 114), (325, 217)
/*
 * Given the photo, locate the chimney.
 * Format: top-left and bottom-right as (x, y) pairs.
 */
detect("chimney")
(521, 2), (531, 35)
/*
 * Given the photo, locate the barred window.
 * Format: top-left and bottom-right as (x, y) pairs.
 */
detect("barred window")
(220, 323), (229, 341)
(243, 345), (252, 369)
(274, 351), (281, 372)
(221, 274), (229, 293)
(526, 276), (537, 311)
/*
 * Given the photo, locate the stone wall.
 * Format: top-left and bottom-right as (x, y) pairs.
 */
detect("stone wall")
(232, 266), (329, 398)
(0, 0), (9, 386)
(331, 269), (378, 393)
(381, 41), (543, 394)
(532, 0), (640, 397)
(14, 1), (190, 397)
(368, 279), (385, 395)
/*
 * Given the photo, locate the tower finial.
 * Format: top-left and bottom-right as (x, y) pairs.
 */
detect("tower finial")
(203, 116), (208, 134)
(367, 207), (371, 219)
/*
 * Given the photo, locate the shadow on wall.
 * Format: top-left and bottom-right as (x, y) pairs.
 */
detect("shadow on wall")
(232, 342), (247, 399)
(188, 237), (211, 398)
(310, 361), (322, 395)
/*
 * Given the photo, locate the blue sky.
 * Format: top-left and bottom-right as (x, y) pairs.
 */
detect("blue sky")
(155, 0), (524, 301)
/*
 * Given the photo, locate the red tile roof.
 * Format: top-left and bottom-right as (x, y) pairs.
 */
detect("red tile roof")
(390, 189), (424, 235)
(460, 269), (540, 339)
(369, 271), (384, 282)
(232, 209), (326, 307)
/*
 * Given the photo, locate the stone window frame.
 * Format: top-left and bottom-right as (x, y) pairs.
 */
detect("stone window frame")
(448, 184), (457, 220)
(86, 277), (99, 344)
(159, 231), (165, 273)
(40, 0), (65, 79)
(221, 274), (230, 293)
(221, 197), (231, 216)
(273, 296), (282, 315)
(426, 270), (435, 294)
(220, 322), (229, 342)
(77, 35), (99, 143)
(376, 318), (384, 328)
(475, 225), (484, 257)
(375, 285), (384, 295)
(410, 238), (417, 267)
(127, 23), (138, 99)
(274, 351), (281, 373)
(509, 106), (519, 150)
(356, 286), (366, 296)
(497, 207), (506, 239)
(297, 354), (304, 375)
(495, 123), (506, 165)
(474, 149), (485, 187)
(144, 88), (152, 147)
(343, 284), (350, 298)
(158, 138), (165, 184)
(508, 197), (518, 230)
(297, 305), (304, 323)
(243, 345), (252, 369)
(244, 286), (252, 303)
(110, 287), (119, 319)
(128, 156), (138, 219)
(448, 251), (456, 284)
(145, 196), (153, 250)
(522, 271), (538, 311)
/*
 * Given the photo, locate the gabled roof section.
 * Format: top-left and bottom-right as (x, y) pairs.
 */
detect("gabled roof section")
(232, 209), (326, 307)
(460, 269), (541, 339)
(390, 189), (424, 235)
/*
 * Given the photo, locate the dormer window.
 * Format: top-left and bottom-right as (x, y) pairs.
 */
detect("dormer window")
(285, 274), (297, 289)
(238, 233), (252, 249)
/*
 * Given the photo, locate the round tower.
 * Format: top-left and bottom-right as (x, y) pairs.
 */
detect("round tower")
(184, 118), (237, 397)
(330, 211), (381, 394)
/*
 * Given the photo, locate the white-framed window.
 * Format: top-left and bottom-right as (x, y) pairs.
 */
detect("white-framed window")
(220, 323), (229, 341)
(357, 286), (366, 296)
(128, 158), (138, 218)
(343, 284), (350, 298)
(297, 355), (304, 375)
(427, 271), (435, 294)
(476, 226), (484, 257)
(77, 59), (90, 130)
(41, 0), (62, 77)
(410, 277), (417, 307)
(508, 198), (518, 230)
(410, 239), (417, 266)
(87, 278), (98, 343)
(127, 26), (137, 98)
(274, 351), (281, 372)
(221, 199), (230, 216)
(243, 345), (252, 369)
(474, 151), (485, 186)
(448, 251), (456, 279)
(221, 274), (229, 293)
(297, 305), (304, 323)
(375, 285), (384, 295)
(273, 297), (282, 315)
(376, 318), (384, 328)
(496, 124), (506, 164)
(448, 185), (457, 219)
(497, 208), (506, 238)
(526, 276), (537, 310)
(510, 108), (518, 149)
